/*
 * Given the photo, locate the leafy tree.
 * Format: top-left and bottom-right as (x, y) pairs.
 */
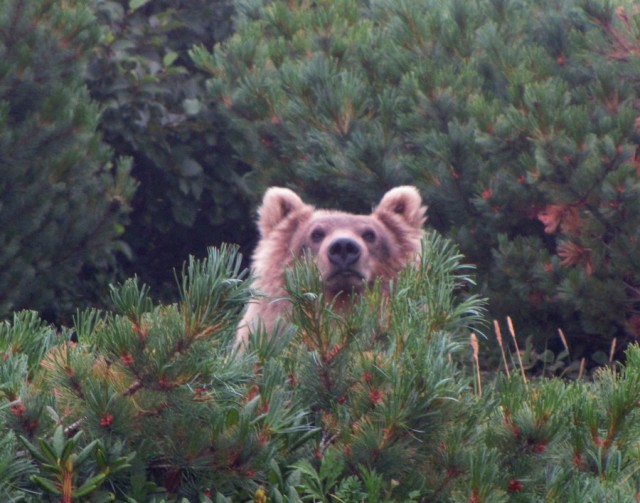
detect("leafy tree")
(193, 0), (640, 360)
(0, 0), (135, 321)
(87, 0), (254, 297)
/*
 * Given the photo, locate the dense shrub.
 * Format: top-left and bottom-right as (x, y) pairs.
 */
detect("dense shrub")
(2, 242), (640, 501)
(87, 0), (254, 297)
(192, 0), (640, 361)
(0, 0), (135, 320)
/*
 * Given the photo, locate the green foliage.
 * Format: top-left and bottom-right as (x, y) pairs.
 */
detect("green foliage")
(479, 351), (640, 502)
(5, 0), (640, 498)
(0, 0), (136, 321)
(195, 0), (640, 359)
(0, 246), (311, 501)
(3, 240), (640, 499)
(0, 311), (57, 370)
(19, 424), (132, 502)
(87, 0), (254, 296)
(0, 428), (35, 501)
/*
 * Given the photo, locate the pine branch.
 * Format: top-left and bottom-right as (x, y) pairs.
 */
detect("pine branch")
(122, 380), (143, 398)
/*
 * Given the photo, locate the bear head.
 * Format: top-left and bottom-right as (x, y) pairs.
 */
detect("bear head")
(236, 186), (426, 347)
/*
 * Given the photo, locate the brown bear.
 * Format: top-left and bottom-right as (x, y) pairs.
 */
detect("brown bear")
(235, 186), (426, 348)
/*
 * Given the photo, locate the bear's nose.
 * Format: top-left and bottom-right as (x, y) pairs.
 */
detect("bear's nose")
(328, 237), (361, 268)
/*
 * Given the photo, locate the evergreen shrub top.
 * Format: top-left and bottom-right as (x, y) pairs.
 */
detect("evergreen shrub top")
(2, 239), (640, 501)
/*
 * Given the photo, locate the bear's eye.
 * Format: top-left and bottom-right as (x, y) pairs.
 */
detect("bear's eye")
(362, 229), (376, 243)
(310, 228), (325, 243)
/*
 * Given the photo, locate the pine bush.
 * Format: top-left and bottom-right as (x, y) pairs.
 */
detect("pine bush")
(192, 0), (640, 360)
(2, 239), (640, 500)
(0, 0), (135, 321)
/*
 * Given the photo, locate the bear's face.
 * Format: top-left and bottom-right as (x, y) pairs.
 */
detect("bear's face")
(236, 186), (427, 347)
(290, 212), (399, 295)
(250, 186), (427, 299)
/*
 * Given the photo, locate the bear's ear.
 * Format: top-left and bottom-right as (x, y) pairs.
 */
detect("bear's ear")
(374, 186), (426, 229)
(258, 187), (309, 237)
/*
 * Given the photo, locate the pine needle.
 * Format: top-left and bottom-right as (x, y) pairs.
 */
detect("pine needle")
(609, 337), (617, 363)
(493, 319), (510, 378)
(557, 328), (569, 356)
(471, 332), (482, 397)
(507, 316), (527, 386)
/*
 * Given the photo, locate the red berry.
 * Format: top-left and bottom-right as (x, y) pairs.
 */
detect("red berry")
(508, 479), (523, 493)
(369, 389), (384, 406)
(532, 442), (547, 453)
(10, 402), (26, 417)
(100, 414), (114, 427)
(121, 353), (134, 366)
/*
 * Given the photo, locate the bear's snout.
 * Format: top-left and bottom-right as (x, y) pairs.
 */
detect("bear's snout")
(328, 237), (361, 269)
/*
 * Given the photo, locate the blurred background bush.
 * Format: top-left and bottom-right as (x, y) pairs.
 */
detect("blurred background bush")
(86, 0), (253, 299)
(0, 0), (135, 320)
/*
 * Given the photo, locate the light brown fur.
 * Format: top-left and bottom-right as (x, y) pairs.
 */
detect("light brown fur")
(235, 186), (426, 347)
